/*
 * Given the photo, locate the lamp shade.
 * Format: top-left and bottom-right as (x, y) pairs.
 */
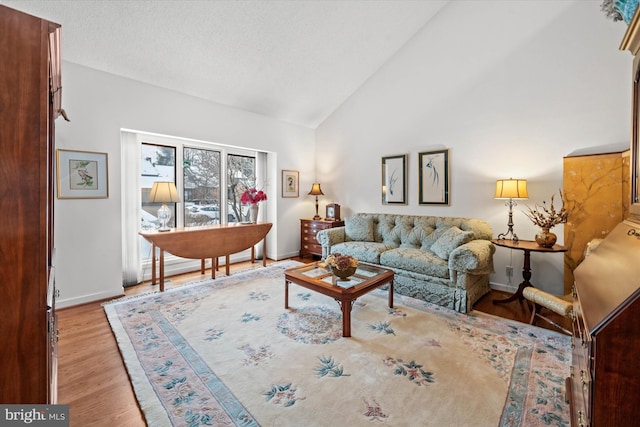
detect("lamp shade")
(494, 179), (528, 199)
(148, 181), (180, 203)
(308, 183), (324, 196)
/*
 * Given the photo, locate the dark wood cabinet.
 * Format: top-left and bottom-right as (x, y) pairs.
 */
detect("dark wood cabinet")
(300, 219), (344, 258)
(569, 221), (640, 427)
(0, 5), (61, 404)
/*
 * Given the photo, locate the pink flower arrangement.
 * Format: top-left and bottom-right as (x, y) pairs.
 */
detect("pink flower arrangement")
(241, 188), (267, 204)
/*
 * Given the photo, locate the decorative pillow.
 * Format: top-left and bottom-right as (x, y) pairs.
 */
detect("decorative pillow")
(431, 226), (474, 259)
(345, 217), (374, 242)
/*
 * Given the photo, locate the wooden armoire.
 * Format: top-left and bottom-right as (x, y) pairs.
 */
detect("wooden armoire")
(0, 6), (62, 403)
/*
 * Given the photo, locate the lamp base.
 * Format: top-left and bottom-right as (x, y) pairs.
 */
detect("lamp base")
(157, 203), (172, 232)
(497, 230), (519, 242)
(313, 215), (321, 220)
(498, 198), (519, 242)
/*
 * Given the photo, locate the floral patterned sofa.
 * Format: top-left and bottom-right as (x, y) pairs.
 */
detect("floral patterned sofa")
(316, 213), (495, 313)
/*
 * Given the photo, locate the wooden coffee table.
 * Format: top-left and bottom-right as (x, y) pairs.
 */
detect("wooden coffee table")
(284, 262), (394, 337)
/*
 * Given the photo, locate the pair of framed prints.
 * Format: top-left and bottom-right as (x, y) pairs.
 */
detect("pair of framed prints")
(381, 149), (449, 206)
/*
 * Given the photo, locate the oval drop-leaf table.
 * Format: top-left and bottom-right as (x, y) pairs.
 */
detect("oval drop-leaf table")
(140, 222), (272, 290)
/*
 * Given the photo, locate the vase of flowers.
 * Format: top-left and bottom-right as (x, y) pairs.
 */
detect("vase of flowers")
(325, 253), (359, 281)
(523, 191), (568, 248)
(241, 188), (267, 223)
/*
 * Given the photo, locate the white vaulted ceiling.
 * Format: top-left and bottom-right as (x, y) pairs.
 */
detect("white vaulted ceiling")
(4, 0), (449, 128)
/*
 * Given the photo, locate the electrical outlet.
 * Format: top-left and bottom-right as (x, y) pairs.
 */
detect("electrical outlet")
(506, 266), (514, 278)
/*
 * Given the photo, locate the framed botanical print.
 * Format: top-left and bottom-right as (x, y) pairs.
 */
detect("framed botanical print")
(381, 154), (408, 205)
(418, 149), (449, 205)
(282, 170), (299, 198)
(56, 149), (109, 199)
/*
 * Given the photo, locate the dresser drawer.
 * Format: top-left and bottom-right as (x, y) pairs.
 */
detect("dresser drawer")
(301, 233), (319, 245)
(301, 243), (322, 255)
(300, 219), (344, 258)
(302, 221), (331, 231)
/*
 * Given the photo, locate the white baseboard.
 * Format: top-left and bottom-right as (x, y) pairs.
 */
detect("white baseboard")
(141, 252), (257, 282)
(489, 281), (517, 294)
(57, 288), (125, 309)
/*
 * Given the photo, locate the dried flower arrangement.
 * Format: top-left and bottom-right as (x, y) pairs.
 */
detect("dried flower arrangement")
(325, 253), (359, 271)
(523, 191), (569, 230)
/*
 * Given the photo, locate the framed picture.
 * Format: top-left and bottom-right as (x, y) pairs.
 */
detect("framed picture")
(381, 154), (408, 205)
(418, 149), (449, 205)
(56, 149), (109, 199)
(282, 170), (299, 198)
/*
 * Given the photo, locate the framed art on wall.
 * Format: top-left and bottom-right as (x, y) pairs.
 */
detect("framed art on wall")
(56, 149), (109, 199)
(418, 149), (449, 205)
(282, 170), (299, 198)
(381, 154), (408, 205)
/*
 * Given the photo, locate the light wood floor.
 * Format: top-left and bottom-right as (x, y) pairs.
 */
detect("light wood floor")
(57, 257), (570, 427)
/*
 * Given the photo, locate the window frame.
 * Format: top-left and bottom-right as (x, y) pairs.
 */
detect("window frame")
(134, 133), (264, 281)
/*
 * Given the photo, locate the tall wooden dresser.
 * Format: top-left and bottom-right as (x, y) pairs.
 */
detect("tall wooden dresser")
(300, 219), (344, 258)
(0, 6), (61, 403)
(569, 220), (640, 427)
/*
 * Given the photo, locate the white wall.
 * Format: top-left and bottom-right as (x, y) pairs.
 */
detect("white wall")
(315, 1), (631, 295)
(55, 62), (315, 307)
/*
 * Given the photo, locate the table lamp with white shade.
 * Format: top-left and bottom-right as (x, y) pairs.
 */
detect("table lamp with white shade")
(494, 178), (528, 242)
(148, 181), (180, 231)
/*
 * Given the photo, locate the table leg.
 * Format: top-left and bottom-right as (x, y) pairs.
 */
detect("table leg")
(284, 280), (289, 308)
(151, 243), (157, 286)
(201, 259), (205, 275)
(342, 300), (352, 337)
(262, 237), (267, 267)
(159, 249), (165, 292)
(493, 249), (532, 304)
(388, 280), (394, 308)
(225, 255), (230, 275)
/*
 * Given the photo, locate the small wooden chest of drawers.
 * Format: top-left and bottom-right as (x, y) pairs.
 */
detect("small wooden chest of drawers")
(300, 219), (344, 258)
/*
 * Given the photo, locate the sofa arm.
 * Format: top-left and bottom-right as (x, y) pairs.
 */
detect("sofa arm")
(448, 240), (495, 275)
(316, 227), (346, 259)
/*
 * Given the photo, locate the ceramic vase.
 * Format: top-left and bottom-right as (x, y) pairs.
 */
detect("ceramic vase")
(249, 204), (259, 223)
(535, 228), (557, 248)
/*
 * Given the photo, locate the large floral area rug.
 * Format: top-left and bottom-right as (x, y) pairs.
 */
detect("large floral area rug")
(104, 260), (570, 427)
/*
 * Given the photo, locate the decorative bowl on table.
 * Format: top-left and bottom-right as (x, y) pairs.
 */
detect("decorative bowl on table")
(325, 253), (359, 281)
(330, 265), (357, 280)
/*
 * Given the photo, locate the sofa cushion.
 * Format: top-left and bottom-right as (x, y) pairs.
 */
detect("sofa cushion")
(380, 248), (449, 278)
(345, 216), (374, 242)
(431, 226), (474, 259)
(331, 242), (389, 264)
